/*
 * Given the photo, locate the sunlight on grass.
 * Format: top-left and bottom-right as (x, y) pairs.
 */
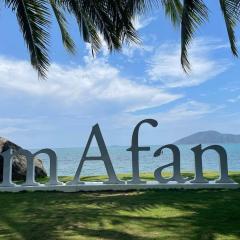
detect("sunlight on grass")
(0, 172), (240, 240)
(29, 171), (240, 184)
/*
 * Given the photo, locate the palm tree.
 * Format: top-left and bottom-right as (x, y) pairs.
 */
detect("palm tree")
(3, 0), (240, 78)
(128, 0), (240, 72)
(4, 0), (138, 78)
(179, 0), (240, 72)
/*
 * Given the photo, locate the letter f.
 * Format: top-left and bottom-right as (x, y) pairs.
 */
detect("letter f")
(127, 119), (158, 184)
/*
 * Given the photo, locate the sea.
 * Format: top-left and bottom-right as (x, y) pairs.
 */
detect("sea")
(33, 144), (240, 177)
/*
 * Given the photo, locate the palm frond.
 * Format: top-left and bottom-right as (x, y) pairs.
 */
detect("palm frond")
(60, 0), (139, 55)
(84, 0), (123, 52)
(161, 0), (183, 26)
(219, 0), (240, 56)
(5, 0), (50, 78)
(60, 0), (105, 55)
(125, 0), (159, 15)
(50, 0), (75, 54)
(181, 0), (208, 71)
(109, 0), (139, 45)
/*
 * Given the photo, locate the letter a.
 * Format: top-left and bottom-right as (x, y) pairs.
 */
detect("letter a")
(154, 144), (186, 183)
(68, 124), (123, 185)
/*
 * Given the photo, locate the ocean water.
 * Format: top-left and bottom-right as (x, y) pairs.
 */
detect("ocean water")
(34, 144), (240, 177)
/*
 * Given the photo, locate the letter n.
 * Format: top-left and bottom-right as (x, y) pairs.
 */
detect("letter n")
(191, 144), (235, 184)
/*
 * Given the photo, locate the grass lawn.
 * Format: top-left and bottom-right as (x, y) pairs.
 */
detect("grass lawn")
(0, 172), (240, 240)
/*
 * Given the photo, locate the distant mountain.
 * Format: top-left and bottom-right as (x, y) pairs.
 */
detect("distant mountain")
(174, 130), (240, 144)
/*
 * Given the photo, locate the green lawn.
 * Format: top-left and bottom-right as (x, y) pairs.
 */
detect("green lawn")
(0, 172), (240, 240)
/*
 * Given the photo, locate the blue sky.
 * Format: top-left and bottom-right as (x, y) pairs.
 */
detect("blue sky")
(0, 1), (240, 148)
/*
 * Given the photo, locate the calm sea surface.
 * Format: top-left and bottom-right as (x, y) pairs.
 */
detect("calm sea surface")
(33, 144), (240, 176)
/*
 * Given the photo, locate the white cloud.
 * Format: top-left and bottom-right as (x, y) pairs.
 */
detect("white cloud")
(114, 100), (216, 127)
(155, 101), (213, 122)
(146, 39), (231, 88)
(0, 56), (181, 113)
(120, 16), (156, 58)
(0, 117), (33, 125)
(0, 116), (51, 139)
(134, 16), (156, 30)
(0, 127), (28, 135)
(0, 37), (234, 147)
(228, 95), (240, 103)
(122, 43), (154, 59)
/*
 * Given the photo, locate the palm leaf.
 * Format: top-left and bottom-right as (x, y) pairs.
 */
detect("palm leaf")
(181, 0), (208, 71)
(219, 0), (240, 56)
(5, 0), (50, 78)
(109, 0), (139, 45)
(82, 0), (122, 52)
(61, 0), (139, 54)
(50, 0), (75, 54)
(126, 0), (159, 15)
(60, 0), (102, 55)
(161, 0), (183, 26)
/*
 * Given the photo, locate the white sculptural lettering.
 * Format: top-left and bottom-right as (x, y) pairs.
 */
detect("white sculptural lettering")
(154, 144), (186, 183)
(68, 124), (123, 185)
(0, 119), (238, 192)
(127, 119), (158, 184)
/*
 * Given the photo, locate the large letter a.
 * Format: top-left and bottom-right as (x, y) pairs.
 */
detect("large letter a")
(68, 124), (123, 185)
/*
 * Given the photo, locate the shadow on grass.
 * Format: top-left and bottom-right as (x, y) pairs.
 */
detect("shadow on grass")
(0, 174), (240, 239)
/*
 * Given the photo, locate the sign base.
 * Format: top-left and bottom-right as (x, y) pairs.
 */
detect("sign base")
(0, 181), (238, 192)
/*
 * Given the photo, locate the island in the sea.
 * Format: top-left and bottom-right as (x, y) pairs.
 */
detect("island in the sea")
(175, 130), (240, 144)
